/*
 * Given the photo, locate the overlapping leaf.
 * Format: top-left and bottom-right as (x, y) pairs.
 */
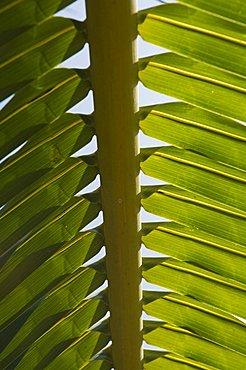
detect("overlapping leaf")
(0, 68), (90, 160)
(0, 267), (107, 368)
(0, 113), (94, 204)
(0, 0), (75, 34)
(0, 17), (86, 100)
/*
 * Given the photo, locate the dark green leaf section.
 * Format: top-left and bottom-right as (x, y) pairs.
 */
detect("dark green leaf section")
(142, 185), (246, 245)
(139, 4), (246, 75)
(0, 157), (97, 252)
(0, 1), (109, 368)
(0, 231), (103, 342)
(0, 68), (90, 160)
(44, 330), (109, 370)
(83, 359), (113, 370)
(0, 113), (94, 204)
(140, 102), (246, 170)
(0, 268), (106, 368)
(4, 299), (107, 369)
(0, 17), (86, 100)
(143, 258), (246, 319)
(179, 0), (246, 24)
(143, 291), (246, 355)
(141, 146), (246, 211)
(139, 53), (246, 121)
(0, 0), (75, 34)
(144, 322), (246, 370)
(0, 195), (100, 302)
(142, 222), (246, 284)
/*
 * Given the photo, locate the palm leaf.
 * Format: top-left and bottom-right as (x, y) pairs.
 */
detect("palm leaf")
(0, 0), (245, 369)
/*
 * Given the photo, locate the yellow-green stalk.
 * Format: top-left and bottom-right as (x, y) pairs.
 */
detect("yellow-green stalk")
(86, 1), (142, 369)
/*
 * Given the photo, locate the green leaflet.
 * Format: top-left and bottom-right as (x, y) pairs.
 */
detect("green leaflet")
(144, 322), (246, 370)
(0, 157), (97, 252)
(83, 359), (112, 370)
(139, 53), (246, 121)
(142, 222), (246, 284)
(139, 4), (246, 75)
(43, 330), (109, 370)
(178, 0), (246, 24)
(143, 291), (246, 354)
(143, 258), (246, 318)
(141, 146), (246, 211)
(142, 185), (246, 245)
(0, 231), (103, 342)
(139, 102), (246, 171)
(145, 353), (219, 370)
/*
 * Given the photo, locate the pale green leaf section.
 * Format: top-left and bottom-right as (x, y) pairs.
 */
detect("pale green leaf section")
(139, 1), (246, 368)
(142, 222), (246, 284)
(139, 53), (246, 121)
(143, 291), (246, 354)
(145, 353), (219, 370)
(143, 258), (246, 318)
(139, 102), (246, 170)
(141, 146), (246, 211)
(144, 322), (246, 370)
(178, 0), (246, 24)
(1, 0), (245, 368)
(139, 3), (246, 75)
